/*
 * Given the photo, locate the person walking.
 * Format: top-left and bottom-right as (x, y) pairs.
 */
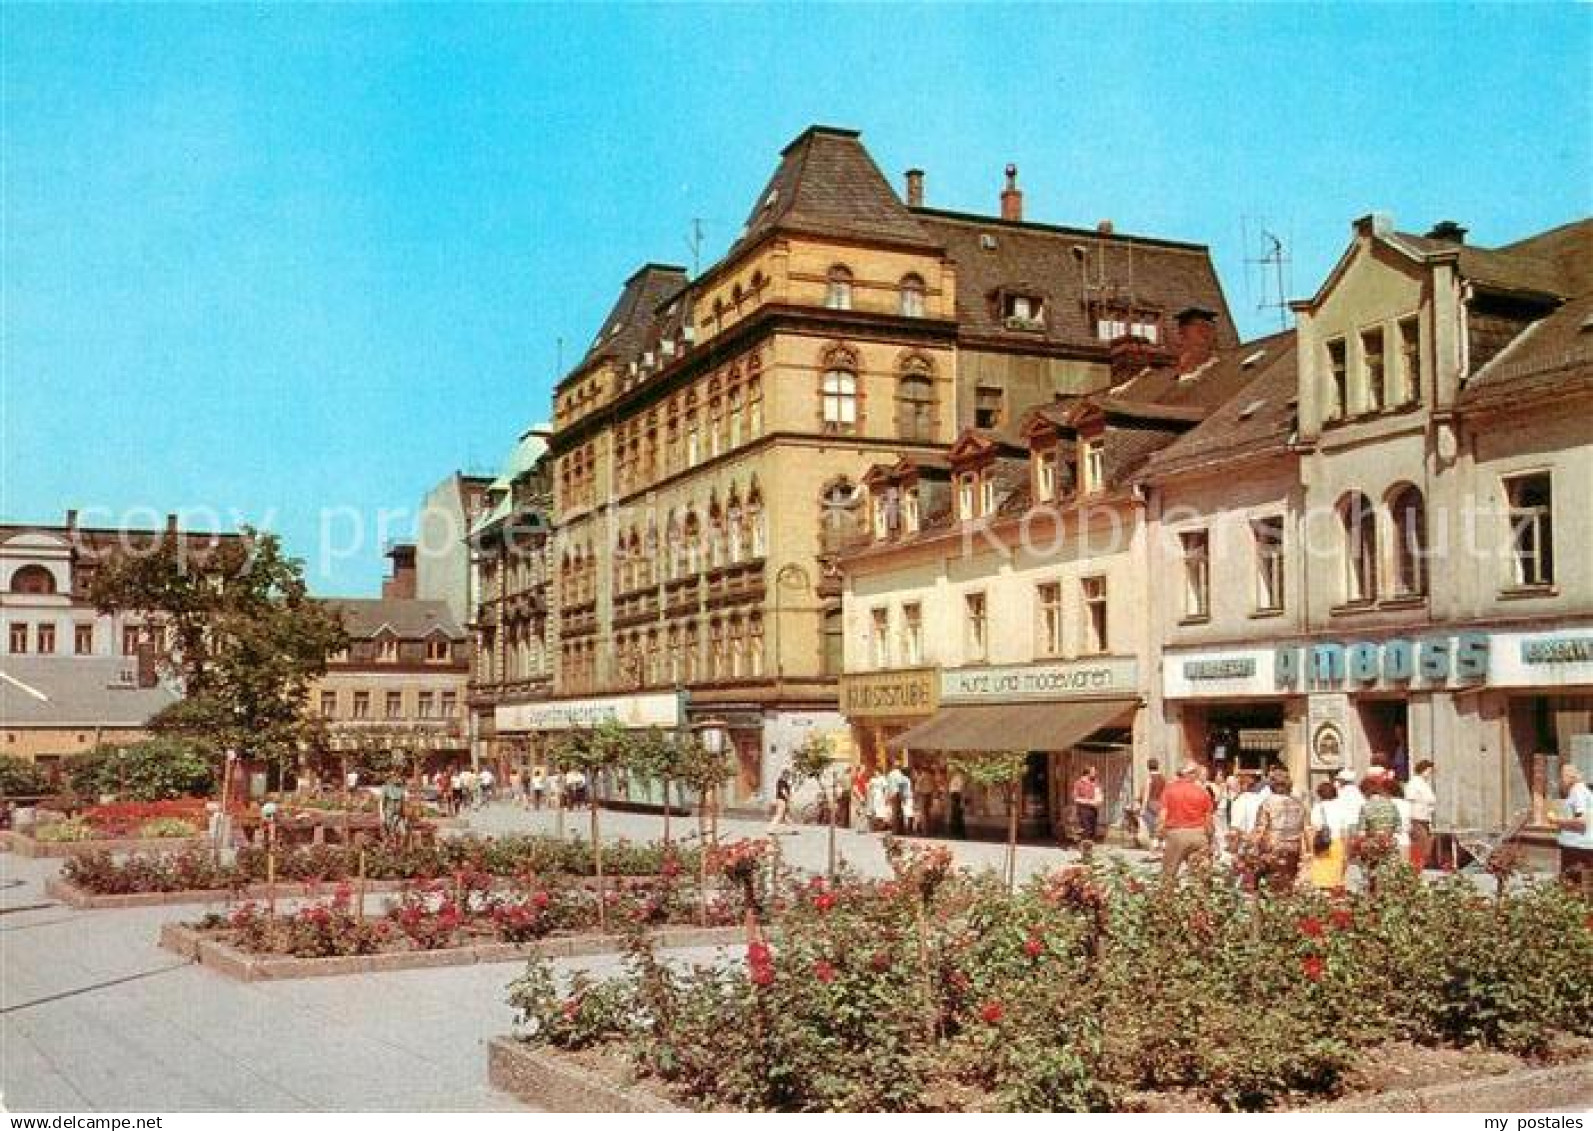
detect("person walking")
(886, 762), (909, 836)
(1308, 780), (1349, 890)
(530, 765), (546, 811)
(1553, 761), (1593, 893)
(767, 768), (793, 834)
(1251, 772), (1308, 893)
(1138, 758), (1167, 853)
(1073, 766), (1103, 843)
(479, 766), (496, 805)
(1159, 764), (1214, 886)
(1405, 760), (1437, 870)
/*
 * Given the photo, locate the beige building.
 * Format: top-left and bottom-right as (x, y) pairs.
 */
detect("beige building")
(1146, 214), (1593, 839)
(539, 125), (1235, 805)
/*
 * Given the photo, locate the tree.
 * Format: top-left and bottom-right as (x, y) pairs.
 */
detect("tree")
(90, 528), (346, 776)
(790, 732), (843, 876)
(949, 750), (1029, 891)
(626, 727), (682, 845)
(66, 737), (215, 801)
(674, 733), (735, 925)
(557, 719), (631, 930)
(0, 755), (52, 801)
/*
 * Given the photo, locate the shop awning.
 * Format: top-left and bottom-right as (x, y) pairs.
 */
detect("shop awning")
(884, 698), (1138, 753)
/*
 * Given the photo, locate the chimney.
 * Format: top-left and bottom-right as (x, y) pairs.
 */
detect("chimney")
(1097, 220), (1114, 235)
(1000, 164), (1023, 222)
(1176, 308), (1219, 375)
(904, 168), (924, 208)
(1109, 335), (1158, 385)
(65, 508), (78, 530)
(383, 543), (417, 599)
(1425, 219), (1468, 245)
(165, 512), (178, 535)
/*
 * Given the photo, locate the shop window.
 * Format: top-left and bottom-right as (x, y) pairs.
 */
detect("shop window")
(900, 603), (923, 665)
(1505, 472), (1554, 587)
(1037, 582), (1063, 657)
(1252, 515), (1286, 612)
(1339, 492), (1378, 604)
(964, 592), (988, 663)
(1389, 484), (1428, 597)
(1398, 316), (1422, 405)
(1080, 576), (1108, 654)
(1180, 531), (1210, 620)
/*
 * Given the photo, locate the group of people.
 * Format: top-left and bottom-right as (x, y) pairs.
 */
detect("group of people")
(842, 762), (969, 839)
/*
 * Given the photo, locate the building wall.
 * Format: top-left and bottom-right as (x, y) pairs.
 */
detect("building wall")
(3, 727), (151, 762)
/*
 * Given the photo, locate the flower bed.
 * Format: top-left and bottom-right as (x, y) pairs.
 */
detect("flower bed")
(59, 834), (702, 896)
(0, 828), (209, 860)
(161, 874), (744, 981)
(503, 839), (1593, 1113)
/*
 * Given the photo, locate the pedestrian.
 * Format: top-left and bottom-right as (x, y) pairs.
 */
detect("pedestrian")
(850, 764), (870, 832)
(1228, 771), (1264, 843)
(564, 767), (585, 808)
(768, 769), (793, 833)
(1405, 760), (1437, 870)
(530, 765), (546, 811)
(1159, 764), (1214, 886)
(1308, 780), (1348, 891)
(948, 765), (966, 839)
(480, 766), (496, 805)
(1251, 771), (1308, 893)
(1553, 761), (1593, 894)
(1073, 766), (1103, 843)
(1356, 773), (1402, 858)
(1138, 758), (1167, 853)
(1334, 768), (1365, 830)
(449, 767), (465, 815)
(379, 775), (407, 839)
(886, 762), (909, 836)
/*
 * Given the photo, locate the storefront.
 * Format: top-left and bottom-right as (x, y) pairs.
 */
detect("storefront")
(838, 667), (940, 772)
(884, 657), (1141, 841)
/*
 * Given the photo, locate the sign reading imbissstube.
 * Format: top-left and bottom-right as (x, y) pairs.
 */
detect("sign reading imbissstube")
(839, 668), (939, 718)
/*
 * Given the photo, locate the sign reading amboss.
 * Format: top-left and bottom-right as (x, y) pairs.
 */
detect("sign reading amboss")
(1275, 634), (1489, 690)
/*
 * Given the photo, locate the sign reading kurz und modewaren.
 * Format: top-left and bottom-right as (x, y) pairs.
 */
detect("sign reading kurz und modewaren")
(839, 668), (939, 718)
(942, 657), (1138, 703)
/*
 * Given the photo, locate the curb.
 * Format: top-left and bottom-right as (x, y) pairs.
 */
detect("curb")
(1, 830), (208, 859)
(488, 1037), (686, 1113)
(1308, 1060), (1593, 1113)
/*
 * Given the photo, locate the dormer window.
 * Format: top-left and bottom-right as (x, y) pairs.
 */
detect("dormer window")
(826, 266), (854, 311)
(1082, 437), (1105, 494)
(980, 476), (997, 515)
(1003, 292), (1044, 329)
(1092, 304), (1160, 343)
(377, 635), (398, 663)
(903, 487), (920, 533)
(957, 473), (978, 521)
(1035, 449), (1059, 501)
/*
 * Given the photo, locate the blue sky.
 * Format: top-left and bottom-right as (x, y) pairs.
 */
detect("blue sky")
(4, 4), (1588, 594)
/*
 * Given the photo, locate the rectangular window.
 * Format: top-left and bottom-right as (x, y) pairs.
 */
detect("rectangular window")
(903, 488), (920, 533)
(74, 624), (94, 655)
(901, 602), (923, 665)
(122, 625), (141, 655)
(964, 592), (988, 662)
(1505, 473), (1555, 587)
(1253, 516), (1286, 612)
(417, 691), (434, 718)
(1398, 316), (1421, 405)
(9, 623), (27, 654)
(320, 691), (337, 718)
(440, 691), (458, 717)
(1036, 451), (1057, 501)
(378, 638), (398, 663)
(385, 691), (403, 719)
(979, 476), (996, 516)
(35, 623), (56, 654)
(1326, 338), (1348, 419)
(1180, 531), (1210, 620)
(1082, 438), (1105, 494)
(1081, 576), (1108, 654)
(974, 386), (1003, 429)
(426, 637), (450, 662)
(352, 692), (370, 720)
(957, 474), (977, 521)
(1361, 326), (1385, 412)
(870, 608), (891, 669)
(1037, 582), (1063, 657)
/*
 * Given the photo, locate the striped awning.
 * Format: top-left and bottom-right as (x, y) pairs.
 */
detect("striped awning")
(885, 698), (1137, 753)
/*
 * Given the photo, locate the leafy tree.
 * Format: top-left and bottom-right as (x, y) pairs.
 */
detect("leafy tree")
(626, 727), (683, 844)
(674, 733), (736, 925)
(557, 719), (632, 929)
(66, 737), (215, 801)
(790, 732), (844, 876)
(950, 750), (1029, 890)
(89, 528), (346, 775)
(0, 755), (53, 800)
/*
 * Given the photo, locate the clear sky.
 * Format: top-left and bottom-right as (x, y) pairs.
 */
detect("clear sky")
(4, 3), (1588, 595)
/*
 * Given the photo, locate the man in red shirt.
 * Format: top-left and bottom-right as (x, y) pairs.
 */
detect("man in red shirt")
(1160, 763), (1215, 886)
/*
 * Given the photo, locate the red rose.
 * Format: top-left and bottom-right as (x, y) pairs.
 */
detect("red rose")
(870, 951), (892, 973)
(1302, 953), (1325, 982)
(814, 960), (836, 984)
(1329, 909), (1354, 931)
(1298, 916), (1325, 939)
(1023, 936), (1044, 958)
(813, 893), (837, 913)
(750, 964), (775, 987)
(747, 941), (772, 966)
(979, 1001), (1004, 1025)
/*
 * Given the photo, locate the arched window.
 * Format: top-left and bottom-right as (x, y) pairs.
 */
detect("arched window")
(895, 356), (937, 441)
(683, 619), (700, 683)
(826, 265), (853, 311)
(1339, 492), (1378, 603)
(1389, 484), (1427, 597)
(727, 486), (744, 563)
(820, 349), (859, 432)
(747, 482), (767, 558)
(707, 496), (726, 568)
(899, 273), (926, 317)
(10, 565), (56, 595)
(684, 511), (702, 574)
(748, 613), (765, 678)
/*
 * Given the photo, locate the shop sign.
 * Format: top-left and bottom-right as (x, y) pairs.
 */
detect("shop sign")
(942, 657), (1138, 703)
(497, 691), (680, 732)
(1521, 636), (1593, 664)
(1489, 628), (1593, 688)
(1275, 634), (1489, 691)
(839, 668), (938, 718)
(1184, 657), (1256, 681)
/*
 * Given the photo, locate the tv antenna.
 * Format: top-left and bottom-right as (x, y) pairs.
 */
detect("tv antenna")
(1242, 217), (1293, 331)
(685, 218), (706, 276)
